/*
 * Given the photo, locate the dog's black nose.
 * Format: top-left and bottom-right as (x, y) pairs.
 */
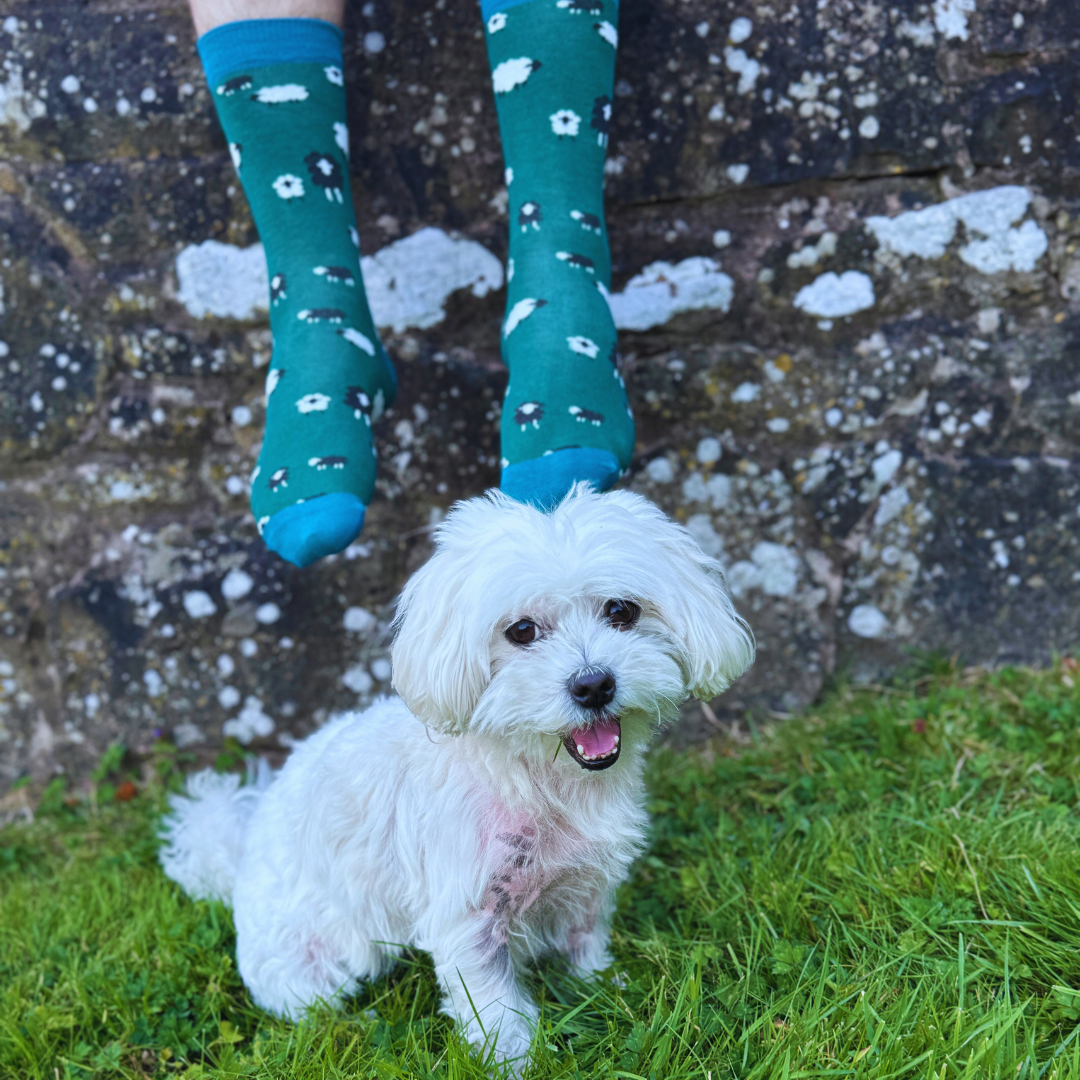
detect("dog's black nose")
(569, 668), (616, 710)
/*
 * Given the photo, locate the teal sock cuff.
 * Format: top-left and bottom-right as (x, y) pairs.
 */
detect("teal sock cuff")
(480, 0), (618, 18)
(197, 18), (344, 87)
(501, 448), (621, 509)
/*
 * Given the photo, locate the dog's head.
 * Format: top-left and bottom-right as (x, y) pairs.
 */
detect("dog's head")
(391, 487), (754, 772)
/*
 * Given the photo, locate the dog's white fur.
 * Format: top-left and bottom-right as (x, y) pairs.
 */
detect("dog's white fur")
(159, 487), (753, 1067)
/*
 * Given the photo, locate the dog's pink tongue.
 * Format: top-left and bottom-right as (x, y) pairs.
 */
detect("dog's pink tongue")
(571, 717), (620, 756)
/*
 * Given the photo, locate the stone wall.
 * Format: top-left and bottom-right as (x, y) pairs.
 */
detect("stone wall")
(2, 0), (1079, 788)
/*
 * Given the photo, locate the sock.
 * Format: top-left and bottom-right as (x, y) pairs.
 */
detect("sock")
(198, 19), (396, 567)
(484, 0), (634, 509)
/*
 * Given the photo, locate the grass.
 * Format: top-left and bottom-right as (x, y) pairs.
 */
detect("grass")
(4, 659), (1080, 1079)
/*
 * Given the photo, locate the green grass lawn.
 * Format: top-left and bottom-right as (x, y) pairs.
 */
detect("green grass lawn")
(5, 659), (1080, 1079)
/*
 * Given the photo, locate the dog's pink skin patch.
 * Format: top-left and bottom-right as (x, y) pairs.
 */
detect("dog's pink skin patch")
(477, 801), (595, 933)
(570, 716), (619, 757)
(482, 822), (545, 920)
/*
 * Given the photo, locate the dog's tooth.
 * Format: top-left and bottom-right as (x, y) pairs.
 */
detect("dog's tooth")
(577, 744), (585, 755)
(613, 735), (620, 745)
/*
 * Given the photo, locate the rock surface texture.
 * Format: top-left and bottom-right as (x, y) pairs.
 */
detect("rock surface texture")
(1, 0), (1079, 788)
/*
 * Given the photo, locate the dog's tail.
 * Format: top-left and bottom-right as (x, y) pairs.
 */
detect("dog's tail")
(158, 758), (272, 903)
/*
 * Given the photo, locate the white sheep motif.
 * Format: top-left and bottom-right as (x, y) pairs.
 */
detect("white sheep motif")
(492, 57), (542, 94)
(252, 84), (309, 104)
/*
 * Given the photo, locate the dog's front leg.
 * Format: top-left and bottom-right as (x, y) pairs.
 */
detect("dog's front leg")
(431, 914), (537, 1070)
(559, 888), (616, 977)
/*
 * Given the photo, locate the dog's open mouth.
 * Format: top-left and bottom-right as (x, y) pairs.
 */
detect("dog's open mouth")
(564, 714), (621, 770)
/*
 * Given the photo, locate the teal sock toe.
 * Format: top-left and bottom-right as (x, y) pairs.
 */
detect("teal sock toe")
(263, 492), (365, 568)
(501, 447), (620, 509)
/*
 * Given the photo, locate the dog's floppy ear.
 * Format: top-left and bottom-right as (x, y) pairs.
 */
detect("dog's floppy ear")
(603, 491), (755, 700)
(390, 503), (496, 733)
(668, 552), (755, 701)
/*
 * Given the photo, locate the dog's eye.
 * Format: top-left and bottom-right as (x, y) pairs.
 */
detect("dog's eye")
(603, 599), (640, 629)
(506, 619), (538, 646)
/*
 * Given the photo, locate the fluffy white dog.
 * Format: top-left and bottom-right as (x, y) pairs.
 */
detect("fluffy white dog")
(159, 487), (753, 1067)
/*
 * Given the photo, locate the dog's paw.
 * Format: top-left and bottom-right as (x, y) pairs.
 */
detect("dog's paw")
(491, 1022), (535, 1066)
(463, 1009), (536, 1076)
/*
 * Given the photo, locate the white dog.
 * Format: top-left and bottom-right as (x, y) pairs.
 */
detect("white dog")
(159, 487), (753, 1067)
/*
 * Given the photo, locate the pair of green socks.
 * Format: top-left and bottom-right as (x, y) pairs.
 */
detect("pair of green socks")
(198, 4), (631, 567)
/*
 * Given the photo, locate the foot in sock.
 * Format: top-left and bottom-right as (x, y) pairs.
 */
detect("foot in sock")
(484, 0), (634, 508)
(198, 19), (396, 567)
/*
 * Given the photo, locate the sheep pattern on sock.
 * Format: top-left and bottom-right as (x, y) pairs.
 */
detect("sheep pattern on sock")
(485, 0), (634, 502)
(209, 55), (396, 557)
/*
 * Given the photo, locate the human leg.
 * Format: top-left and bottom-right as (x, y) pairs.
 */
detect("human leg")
(191, 2), (396, 566)
(188, 0), (344, 41)
(483, 0), (633, 507)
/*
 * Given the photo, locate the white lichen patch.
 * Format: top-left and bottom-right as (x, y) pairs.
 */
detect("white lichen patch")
(932, 0), (976, 41)
(221, 568), (254, 600)
(865, 186), (1048, 274)
(793, 271), (875, 318)
(182, 590), (217, 619)
(728, 541), (801, 599)
(871, 448), (903, 486)
(897, 19), (936, 46)
(684, 514), (726, 560)
(361, 227), (504, 332)
(342, 665), (374, 694)
(873, 486), (910, 529)
(176, 229), (504, 332)
(728, 17), (753, 43)
(644, 457), (675, 483)
(222, 696), (274, 744)
(848, 604), (889, 638)
(175, 240), (269, 320)
(866, 202), (957, 260)
(0, 65), (46, 133)
(724, 47), (761, 95)
(786, 231), (837, 269)
(607, 257), (734, 331)
(961, 220), (1047, 274)
(682, 470), (733, 509)
(343, 606), (376, 633)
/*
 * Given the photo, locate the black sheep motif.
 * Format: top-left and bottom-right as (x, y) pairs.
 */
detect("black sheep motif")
(270, 273), (287, 305)
(570, 209), (602, 234)
(556, 251), (595, 273)
(569, 405), (603, 425)
(314, 266), (355, 286)
(297, 308), (345, 324)
(309, 455), (347, 470)
(345, 386), (372, 423)
(304, 151), (345, 203)
(518, 201), (542, 232)
(514, 401), (544, 429)
(591, 96), (612, 147)
(268, 466), (289, 491)
(217, 74), (252, 96)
